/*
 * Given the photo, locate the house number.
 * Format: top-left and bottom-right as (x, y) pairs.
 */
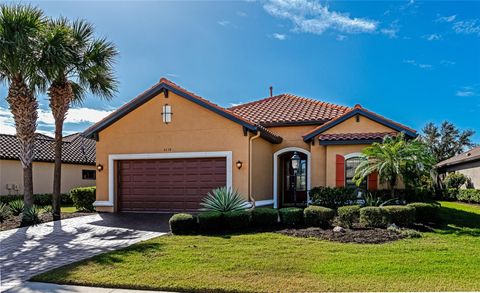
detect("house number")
(163, 148), (172, 152)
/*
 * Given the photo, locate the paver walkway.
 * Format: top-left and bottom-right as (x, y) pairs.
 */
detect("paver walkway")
(0, 213), (170, 291)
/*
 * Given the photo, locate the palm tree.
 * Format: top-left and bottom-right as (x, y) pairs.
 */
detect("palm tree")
(0, 5), (45, 215)
(39, 18), (118, 220)
(353, 133), (433, 197)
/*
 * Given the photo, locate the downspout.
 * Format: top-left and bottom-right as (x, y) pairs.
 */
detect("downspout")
(249, 131), (261, 207)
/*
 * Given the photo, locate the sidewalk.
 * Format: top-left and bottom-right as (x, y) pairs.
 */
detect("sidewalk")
(4, 282), (175, 293)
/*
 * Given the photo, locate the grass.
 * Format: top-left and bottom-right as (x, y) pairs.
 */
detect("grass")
(60, 206), (77, 213)
(32, 201), (480, 292)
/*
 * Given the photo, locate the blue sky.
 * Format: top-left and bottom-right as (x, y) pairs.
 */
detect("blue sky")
(0, 0), (479, 141)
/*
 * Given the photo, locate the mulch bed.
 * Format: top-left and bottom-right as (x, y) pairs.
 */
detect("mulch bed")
(277, 227), (405, 244)
(0, 212), (93, 232)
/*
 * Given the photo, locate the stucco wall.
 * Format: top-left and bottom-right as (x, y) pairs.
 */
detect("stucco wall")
(323, 115), (394, 134)
(95, 90), (251, 211)
(251, 137), (273, 201)
(443, 161), (480, 189)
(269, 125), (315, 153)
(0, 160), (96, 195)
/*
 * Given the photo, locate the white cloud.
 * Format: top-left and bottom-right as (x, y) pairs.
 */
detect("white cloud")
(272, 33), (287, 40)
(418, 63), (432, 69)
(336, 34), (347, 41)
(237, 11), (247, 17)
(452, 19), (480, 36)
(440, 60), (456, 66)
(456, 86), (478, 97)
(263, 0), (377, 35)
(423, 33), (441, 41)
(403, 59), (433, 70)
(218, 20), (230, 26)
(381, 28), (398, 39)
(435, 14), (456, 23)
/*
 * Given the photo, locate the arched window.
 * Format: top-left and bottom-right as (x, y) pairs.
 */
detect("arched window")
(345, 155), (367, 190)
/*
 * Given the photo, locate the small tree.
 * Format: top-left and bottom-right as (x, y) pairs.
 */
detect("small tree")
(444, 173), (467, 189)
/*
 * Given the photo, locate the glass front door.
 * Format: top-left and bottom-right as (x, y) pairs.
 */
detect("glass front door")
(281, 152), (308, 205)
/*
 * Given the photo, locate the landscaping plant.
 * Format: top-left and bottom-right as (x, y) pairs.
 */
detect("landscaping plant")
(0, 203), (10, 223)
(279, 207), (304, 227)
(336, 205), (360, 228)
(70, 186), (96, 212)
(304, 206), (335, 228)
(443, 173), (467, 189)
(309, 187), (357, 209)
(169, 213), (197, 235)
(197, 211), (223, 232)
(407, 202), (440, 224)
(200, 187), (247, 212)
(223, 210), (251, 230)
(9, 199), (25, 216)
(251, 207), (278, 228)
(382, 205), (415, 227)
(360, 206), (388, 228)
(22, 205), (41, 225)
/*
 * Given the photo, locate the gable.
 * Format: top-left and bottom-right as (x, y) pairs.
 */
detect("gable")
(322, 115), (395, 135)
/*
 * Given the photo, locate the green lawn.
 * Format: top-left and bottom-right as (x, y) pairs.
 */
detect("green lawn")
(60, 206), (77, 213)
(32, 201), (480, 292)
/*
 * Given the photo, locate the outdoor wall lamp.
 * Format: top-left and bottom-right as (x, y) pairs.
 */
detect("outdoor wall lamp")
(236, 160), (243, 169)
(97, 164), (104, 172)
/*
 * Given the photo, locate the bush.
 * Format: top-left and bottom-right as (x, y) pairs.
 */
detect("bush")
(337, 205), (360, 228)
(0, 193), (73, 206)
(382, 205), (415, 227)
(197, 211), (223, 232)
(444, 173), (467, 189)
(360, 207), (388, 228)
(457, 189), (480, 203)
(304, 206), (335, 228)
(279, 207), (304, 227)
(309, 187), (357, 209)
(407, 202), (440, 224)
(200, 187), (247, 212)
(442, 188), (459, 200)
(42, 205), (53, 215)
(0, 203), (10, 223)
(9, 199), (24, 216)
(70, 187), (96, 212)
(22, 205), (41, 226)
(169, 213), (197, 235)
(251, 208), (278, 228)
(224, 210), (251, 230)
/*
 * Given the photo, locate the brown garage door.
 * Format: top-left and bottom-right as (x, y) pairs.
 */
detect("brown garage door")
(118, 157), (226, 212)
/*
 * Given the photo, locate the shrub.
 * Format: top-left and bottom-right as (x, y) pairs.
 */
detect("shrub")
(279, 207), (304, 227)
(0, 203), (10, 223)
(169, 213), (197, 235)
(9, 199), (24, 216)
(224, 210), (251, 230)
(407, 202), (440, 224)
(22, 205), (41, 226)
(360, 207), (388, 228)
(251, 208), (278, 228)
(42, 205), (53, 215)
(304, 206), (335, 228)
(309, 187), (357, 209)
(197, 211), (223, 232)
(382, 205), (415, 227)
(337, 205), (360, 228)
(442, 188), (459, 200)
(0, 193), (73, 206)
(444, 173), (467, 189)
(200, 187), (247, 212)
(70, 187), (96, 212)
(457, 189), (480, 203)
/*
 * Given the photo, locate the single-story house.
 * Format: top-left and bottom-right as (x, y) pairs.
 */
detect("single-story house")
(83, 78), (417, 213)
(0, 133), (96, 195)
(436, 146), (480, 188)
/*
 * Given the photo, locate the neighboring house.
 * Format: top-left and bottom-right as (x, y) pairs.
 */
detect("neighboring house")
(83, 78), (417, 213)
(0, 133), (96, 195)
(436, 147), (480, 188)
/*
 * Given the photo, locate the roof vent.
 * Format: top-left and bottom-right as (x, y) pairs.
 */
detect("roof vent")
(269, 86), (273, 97)
(467, 153), (471, 157)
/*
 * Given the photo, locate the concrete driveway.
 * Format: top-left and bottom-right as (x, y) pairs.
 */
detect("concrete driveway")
(0, 213), (170, 291)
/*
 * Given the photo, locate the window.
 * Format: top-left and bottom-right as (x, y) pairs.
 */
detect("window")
(162, 104), (172, 123)
(82, 170), (96, 180)
(345, 157), (366, 190)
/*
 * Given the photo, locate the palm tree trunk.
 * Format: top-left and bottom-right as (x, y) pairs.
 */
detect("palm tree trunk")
(6, 77), (38, 211)
(49, 80), (73, 221)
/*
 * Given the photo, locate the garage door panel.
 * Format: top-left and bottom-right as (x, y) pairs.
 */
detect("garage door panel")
(118, 157), (226, 212)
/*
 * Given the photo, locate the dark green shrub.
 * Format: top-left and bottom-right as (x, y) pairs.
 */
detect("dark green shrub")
(304, 206), (335, 228)
(70, 187), (96, 212)
(22, 205), (41, 226)
(42, 205), (53, 215)
(442, 188), (459, 200)
(0, 193), (73, 206)
(279, 207), (304, 227)
(9, 199), (24, 216)
(251, 208), (278, 228)
(197, 211), (223, 232)
(444, 173), (467, 189)
(407, 202), (440, 224)
(309, 187), (357, 209)
(337, 205), (360, 228)
(169, 213), (197, 235)
(382, 205), (415, 227)
(0, 203), (10, 223)
(457, 189), (480, 203)
(224, 210), (251, 230)
(360, 207), (388, 228)
(200, 187), (247, 212)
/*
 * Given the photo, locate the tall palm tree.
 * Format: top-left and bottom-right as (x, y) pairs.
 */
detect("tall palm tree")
(353, 133), (433, 197)
(39, 19), (118, 220)
(0, 5), (45, 214)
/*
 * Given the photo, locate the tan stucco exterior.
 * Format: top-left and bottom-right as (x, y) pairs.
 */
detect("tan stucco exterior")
(0, 160), (96, 195)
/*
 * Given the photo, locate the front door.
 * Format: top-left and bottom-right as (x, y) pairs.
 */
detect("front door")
(281, 152), (308, 206)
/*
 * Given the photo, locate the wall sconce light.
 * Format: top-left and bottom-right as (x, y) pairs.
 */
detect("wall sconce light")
(97, 164), (104, 172)
(236, 160), (243, 169)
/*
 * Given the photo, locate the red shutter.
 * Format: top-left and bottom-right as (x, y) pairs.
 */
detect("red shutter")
(335, 155), (345, 187)
(368, 171), (378, 191)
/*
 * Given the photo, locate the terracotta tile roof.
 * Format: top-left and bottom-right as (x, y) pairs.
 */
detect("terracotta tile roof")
(318, 132), (398, 142)
(0, 133), (95, 165)
(229, 94), (351, 126)
(436, 146), (480, 168)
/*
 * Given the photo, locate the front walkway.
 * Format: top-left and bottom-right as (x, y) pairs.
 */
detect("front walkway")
(0, 213), (170, 291)
(5, 281), (175, 293)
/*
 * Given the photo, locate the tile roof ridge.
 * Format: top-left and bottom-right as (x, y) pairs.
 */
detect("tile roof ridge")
(228, 94), (287, 110)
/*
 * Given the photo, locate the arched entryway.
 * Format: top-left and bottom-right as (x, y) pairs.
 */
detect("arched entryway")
(273, 147), (311, 208)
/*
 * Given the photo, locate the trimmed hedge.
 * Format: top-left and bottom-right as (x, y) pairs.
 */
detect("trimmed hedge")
(337, 205), (360, 228)
(198, 211), (223, 232)
(407, 202), (440, 223)
(224, 210), (251, 230)
(304, 206), (335, 228)
(0, 193), (73, 206)
(169, 213), (197, 235)
(70, 187), (96, 212)
(360, 207), (388, 228)
(252, 208), (278, 227)
(457, 189), (480, 203)
(309, 187), (357, 209)
(279, 207), (304, 227)
(382, 205), (415, 227)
